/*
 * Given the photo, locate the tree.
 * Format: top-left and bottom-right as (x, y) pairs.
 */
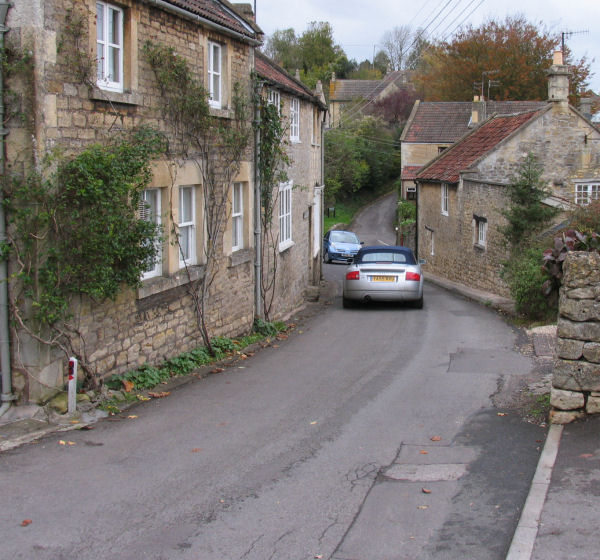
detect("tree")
(264, 28), (301, 71)
(380, 25), (414, 71)
(263, 22), (352, 88)
(367, 88), (418, 125)
(414, 16), (591, 103)
(500, 153), (558, 247)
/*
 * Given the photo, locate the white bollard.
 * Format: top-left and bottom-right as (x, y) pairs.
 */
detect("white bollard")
(68, 357), (78, 414)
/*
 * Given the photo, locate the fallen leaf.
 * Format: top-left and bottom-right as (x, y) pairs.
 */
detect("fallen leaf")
(417, 505), (428, 510)
(21, 519), (32, 527)
(127, 415), (138, 419)
(211, 367), (224, 374)
(420, 450), (429, 455)
(315, 555), (323, 559)
(218, 422), (228, 426)
(67, 441), (76, 445)
(272, 344), (280, 348)
(422, 488), (432, 494)
(580, 453), (594, 459)
(239, 354), (248, 360)
(148, 391), (170, 398)
(430, 436), (442, 442)
(276, 333), (288, 340)
(191, 448), (202, 453)
(497, 412), (507, 416)
(246, 352), (255, 357)
(137, 395), (151, 401)
(59, 440), (66, 446)
(122, 380), (134, 393)
(310, 421), (318, 425)
(70, 420), (80, 424)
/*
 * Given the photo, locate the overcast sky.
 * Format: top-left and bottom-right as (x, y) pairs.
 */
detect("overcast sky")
(254, 0), (599, 93)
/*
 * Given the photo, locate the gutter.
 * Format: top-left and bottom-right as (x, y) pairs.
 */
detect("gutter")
(253, 77), (263, 319)
(0, 1), (14, 417)
(144, 0), (262, 46)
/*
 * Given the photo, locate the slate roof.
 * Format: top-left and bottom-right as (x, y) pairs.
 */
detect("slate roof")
(416, 110), (544, 184)
(402, 100), (547, 143)
(163, 0), (259, 39)
(255, 52), (326, 108)
(330, 71), (411, 102)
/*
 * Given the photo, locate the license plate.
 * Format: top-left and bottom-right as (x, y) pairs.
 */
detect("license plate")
(371, 276), (395, 282)
(342, 253), (352, 257)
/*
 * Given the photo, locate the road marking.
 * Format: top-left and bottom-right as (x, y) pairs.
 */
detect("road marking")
(377, 239), (390, 246)
(505, 424), (563, 560)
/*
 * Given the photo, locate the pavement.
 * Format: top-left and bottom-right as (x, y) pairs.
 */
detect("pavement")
(1, 275), (598, 559)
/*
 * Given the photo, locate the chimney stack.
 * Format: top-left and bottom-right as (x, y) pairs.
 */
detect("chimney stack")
(470, 95), (485, 127)
(579, 97), (593, 121)
(548, 50), (571, 110)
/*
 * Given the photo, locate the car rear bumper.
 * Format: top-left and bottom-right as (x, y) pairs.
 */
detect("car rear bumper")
(343, 284), (423, 302)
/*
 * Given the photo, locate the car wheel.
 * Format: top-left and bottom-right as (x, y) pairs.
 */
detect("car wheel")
(342, 296), (355, 309)
(324, 251), (331, 263)
(412, 296), (424, 309)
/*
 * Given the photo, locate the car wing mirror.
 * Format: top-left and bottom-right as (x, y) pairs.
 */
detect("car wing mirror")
(419, 258), (427, 265)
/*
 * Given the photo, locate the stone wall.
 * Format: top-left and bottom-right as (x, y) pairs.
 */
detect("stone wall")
(550, 252), (600, 424)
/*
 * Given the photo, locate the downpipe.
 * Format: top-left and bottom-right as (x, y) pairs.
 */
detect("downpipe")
(0, 2), (15, 417)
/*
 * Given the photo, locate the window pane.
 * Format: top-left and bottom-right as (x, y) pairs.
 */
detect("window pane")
(109, 47), (119, 82)
(180, 187), (193, 222)
(212, 44), (220, 73)
(97, 44), (104, 80)
(180, 226), (190, 260)
(97, 3), (104, 40)
(108, 8), (120, 44)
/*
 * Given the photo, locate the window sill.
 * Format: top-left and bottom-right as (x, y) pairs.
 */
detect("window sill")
(137, 265), (204, 300)
(90, 86), (142, 106)
(474, 243), (486, 252)
(290, 138), (301, 144)
(228, 248), (253, 268)
(441, 211), (449, 217)
(279, 240), (295, 253)
(210, 107), (234, 119)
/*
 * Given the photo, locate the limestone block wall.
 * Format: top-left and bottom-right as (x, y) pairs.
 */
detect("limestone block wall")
(550, 252), (600, 424)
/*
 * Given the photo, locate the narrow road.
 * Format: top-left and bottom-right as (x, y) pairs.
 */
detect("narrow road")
(0, 194), (544, 560)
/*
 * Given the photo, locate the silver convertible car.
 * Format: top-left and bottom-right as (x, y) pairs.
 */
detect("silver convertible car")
(342, 246), (424, 309)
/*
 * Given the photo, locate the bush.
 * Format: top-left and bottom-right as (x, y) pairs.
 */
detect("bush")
(502, 245), (556, 321)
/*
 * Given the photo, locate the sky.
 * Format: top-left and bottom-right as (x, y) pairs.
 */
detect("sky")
(253, 0), (599, 93)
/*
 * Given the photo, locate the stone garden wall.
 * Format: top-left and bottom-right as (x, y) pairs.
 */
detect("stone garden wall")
(550, 252), (600, 423)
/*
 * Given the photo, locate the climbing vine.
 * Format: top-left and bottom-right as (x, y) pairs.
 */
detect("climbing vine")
(255, 90), (290, 319)
(144, 41), (252, 354)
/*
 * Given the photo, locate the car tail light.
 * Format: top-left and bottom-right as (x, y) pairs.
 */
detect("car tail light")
(406, 271), (421, 281)
(346, 270), (360, 280)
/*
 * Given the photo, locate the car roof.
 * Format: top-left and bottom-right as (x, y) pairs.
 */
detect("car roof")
(358, 245), (413, 253)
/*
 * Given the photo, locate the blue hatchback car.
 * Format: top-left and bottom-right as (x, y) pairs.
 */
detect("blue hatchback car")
(323, 230), (363, 263)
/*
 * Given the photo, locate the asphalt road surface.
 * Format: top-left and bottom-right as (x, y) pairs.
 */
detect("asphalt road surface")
(0, 193), (545, 560)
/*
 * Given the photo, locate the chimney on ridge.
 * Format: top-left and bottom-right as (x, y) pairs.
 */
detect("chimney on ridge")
(470, 95), (485, 127)
(548, 50), (571, 110)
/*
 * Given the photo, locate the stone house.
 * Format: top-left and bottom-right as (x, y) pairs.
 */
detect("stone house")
(2, 0), (324, 406)
(328, 70), (412, 128)
(254, 51), (327, 316)
(400, 99), (546, 200)
(414, 52), (600, 297)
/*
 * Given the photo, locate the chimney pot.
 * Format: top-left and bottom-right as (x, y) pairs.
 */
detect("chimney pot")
(553, 50), (564, 65)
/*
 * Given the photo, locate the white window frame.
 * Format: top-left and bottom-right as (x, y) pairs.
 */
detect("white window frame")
(290, 97), (300, 142)
(96, 1), (124, 93)
(232, 182), (244, 252)
(575, 182), (600, 205)
(278, 181), (293, 251)
(208, 41), (222, 109)
(475, 218), (487, 248)
(140, 189), (162, 279)
(441, 183), (449, 216)
(178, 186), (196, 267)
(267, 89), (281, 114)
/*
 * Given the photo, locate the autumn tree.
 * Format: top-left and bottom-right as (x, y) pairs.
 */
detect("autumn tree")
(380, 25), (414, 71)
(367, 88), (418, 125)
(414, 16), (590, 103)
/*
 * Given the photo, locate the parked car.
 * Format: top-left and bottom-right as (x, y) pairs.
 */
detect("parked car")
(342, 246), (424, 308)
(323, 230), (363, 263)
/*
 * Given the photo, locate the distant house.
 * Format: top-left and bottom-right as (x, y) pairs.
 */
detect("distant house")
(415, 52), (600, 297)
(400, 99), (546, 200)
(328, 71), (412, 127)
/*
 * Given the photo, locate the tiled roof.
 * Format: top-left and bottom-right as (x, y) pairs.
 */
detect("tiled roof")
(401, 165), (422, 180)
(163, 0), (259, 39)
(403, 101), (547, 143)
(255, 51), (325, 107)
(416, 110), (542, 183)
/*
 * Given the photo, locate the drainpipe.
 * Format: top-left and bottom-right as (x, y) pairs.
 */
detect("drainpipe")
(0, 0), (14, 417)
(253, 77), (263, 320)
